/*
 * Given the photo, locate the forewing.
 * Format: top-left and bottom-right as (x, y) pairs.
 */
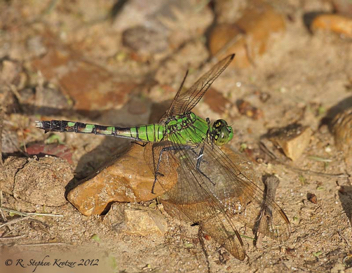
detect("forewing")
(164, 54), (235, 119)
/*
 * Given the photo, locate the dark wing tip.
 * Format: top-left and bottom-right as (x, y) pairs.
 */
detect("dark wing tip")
(220, 54), (235, 68)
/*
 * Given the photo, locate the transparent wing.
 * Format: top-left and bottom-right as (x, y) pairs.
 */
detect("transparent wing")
(186, 140), (291, 241)
(144, 138), (246, 260)
(144, 130), (290, 246)
(162, 54), (235, 121)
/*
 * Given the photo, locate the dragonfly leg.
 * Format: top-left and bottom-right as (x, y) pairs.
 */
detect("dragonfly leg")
(205, 117), (215, 148)
(132, 141), (148, 147)
(195, 143), (216, 186)
(151, 143), (193, 194)
(205, 118), (211, 139)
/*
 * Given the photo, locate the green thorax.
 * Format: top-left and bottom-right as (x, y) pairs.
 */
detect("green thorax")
(164, 112), (209, 145)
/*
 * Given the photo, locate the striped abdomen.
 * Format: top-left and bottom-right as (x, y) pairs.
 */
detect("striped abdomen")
(35, 120), (165, 142)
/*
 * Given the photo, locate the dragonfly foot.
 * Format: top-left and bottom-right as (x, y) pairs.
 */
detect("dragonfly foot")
(156, 171), (164, 177)
(151, 172), (164, 194)
(151, 178), (157, 194)
(132, 141), (148, 147)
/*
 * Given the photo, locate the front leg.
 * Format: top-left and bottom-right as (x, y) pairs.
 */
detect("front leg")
(132, 141), (148, 147)
(151, 143), (192, 194)
(195, 143), (215, 186)
(205, 117), (215, 148)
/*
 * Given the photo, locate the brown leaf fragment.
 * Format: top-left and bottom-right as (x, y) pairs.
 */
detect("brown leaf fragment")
(255, 175), (281, 248)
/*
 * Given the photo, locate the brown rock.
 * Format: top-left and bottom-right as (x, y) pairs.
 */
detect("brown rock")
(59, 61), (136, 112)
(67, 144), (178, 216)
(209, 1), (286, 68)
(267, 124), (312, 161)
(209, 24), (251, 68)
(13, 156), (73, 206)
(311, 14), (352, 38)
(104, 203), (168, 236)
(32, 48), (136, 114)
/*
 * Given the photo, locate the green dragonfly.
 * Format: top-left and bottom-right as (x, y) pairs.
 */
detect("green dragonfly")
(35, 54), (290, 260)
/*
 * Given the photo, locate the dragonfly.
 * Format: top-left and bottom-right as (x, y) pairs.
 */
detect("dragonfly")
(35, 54), (290, 260)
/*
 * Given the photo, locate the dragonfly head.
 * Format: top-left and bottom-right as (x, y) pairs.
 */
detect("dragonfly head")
(211, 119), (234, 145)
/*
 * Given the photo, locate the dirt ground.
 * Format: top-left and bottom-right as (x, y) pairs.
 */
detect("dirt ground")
(1, 0), (352, 272)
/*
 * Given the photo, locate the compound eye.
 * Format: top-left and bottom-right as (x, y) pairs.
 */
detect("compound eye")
(214, 119), (223, 128)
